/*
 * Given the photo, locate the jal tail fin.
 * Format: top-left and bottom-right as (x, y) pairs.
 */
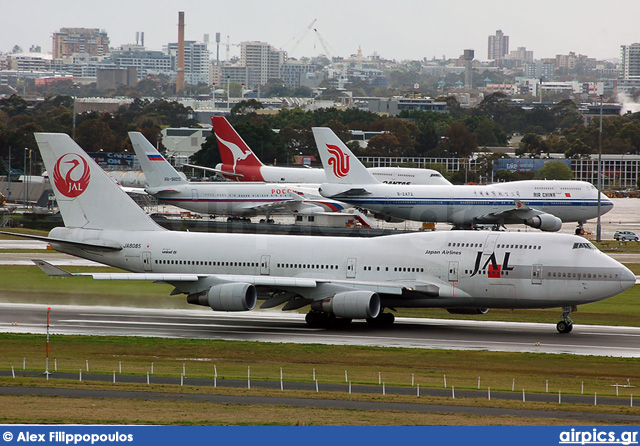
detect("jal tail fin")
(34, 133), (161, 231)
(312, 127), (378, 185)
(211, 117), (263, 167)
(129, 132), (188, 189)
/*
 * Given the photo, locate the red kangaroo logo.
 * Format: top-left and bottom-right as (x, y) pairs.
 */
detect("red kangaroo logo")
(326, 144), (350, 178)
(53, 153), (91, 198)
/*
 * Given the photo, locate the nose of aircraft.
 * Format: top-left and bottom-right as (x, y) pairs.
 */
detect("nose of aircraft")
(600, 192), (614, 213)
(620, 266), (637, 291)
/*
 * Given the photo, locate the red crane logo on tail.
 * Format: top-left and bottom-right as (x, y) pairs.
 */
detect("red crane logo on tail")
(326, 144), (350, 178)
(53, 153), (91, 198)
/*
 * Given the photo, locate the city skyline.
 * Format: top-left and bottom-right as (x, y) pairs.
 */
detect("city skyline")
(2, 0), (639, 62)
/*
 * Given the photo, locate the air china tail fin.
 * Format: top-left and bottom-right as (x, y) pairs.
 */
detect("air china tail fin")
(129, 132), (187, 189)
(211, 117), (263, 167)
(34, 133), (161, 231)
(311, 127), (378, 185)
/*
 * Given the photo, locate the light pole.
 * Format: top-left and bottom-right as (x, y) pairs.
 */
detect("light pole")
(71, 84), (79, 140)
(596, 94), (603, 242)
(23, 148), (28, 208)
(45, 307), (51, 376)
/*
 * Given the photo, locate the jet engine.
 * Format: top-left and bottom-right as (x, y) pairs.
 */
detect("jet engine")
(187, 283), (257, 311)
(524, 213), (563, 232)
(446, 308), (489, 315)
(311, 291), (381, 319)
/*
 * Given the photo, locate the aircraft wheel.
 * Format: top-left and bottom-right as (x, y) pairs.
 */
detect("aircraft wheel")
(556, 320), (573, 334)
(305, 311), (325, 328)
(382, 312), (395, 326)
(367, 312), (395, 327)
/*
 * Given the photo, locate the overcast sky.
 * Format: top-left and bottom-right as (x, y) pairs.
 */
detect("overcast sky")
(2, 0), (639, 62)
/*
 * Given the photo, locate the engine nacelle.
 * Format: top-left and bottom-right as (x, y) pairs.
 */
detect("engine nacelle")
(524, 213), (562, 232)
(188, 283), (257, 311)
(312, 291), (381, 319)
(374, 213), (405, 223)
(446, 308), (490, 315)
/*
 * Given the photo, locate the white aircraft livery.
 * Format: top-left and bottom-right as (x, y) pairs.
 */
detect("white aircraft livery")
(313, 127), (614, 231)
(209, 116), (452, 185)
(129, 132), (346, 219)
(9, 133), (634, 334)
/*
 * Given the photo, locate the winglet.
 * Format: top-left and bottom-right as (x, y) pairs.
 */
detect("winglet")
(32, 259), (73, 277)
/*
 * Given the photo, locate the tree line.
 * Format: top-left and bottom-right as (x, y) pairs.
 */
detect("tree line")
(2, 92), (640, 183)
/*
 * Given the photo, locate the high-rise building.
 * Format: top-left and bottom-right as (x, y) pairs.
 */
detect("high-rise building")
(107, 50), (172, 79)
(620, 43), (640, 80)
(241, 41), (285, 88)
(166, 41), (210, 85)
(488, 30), (509, 61)
(52, 28), (110, 59)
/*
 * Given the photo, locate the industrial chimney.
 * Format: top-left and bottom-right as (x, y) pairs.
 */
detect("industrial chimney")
(176, 11), (185, 94)
(463, 49), (474, 89)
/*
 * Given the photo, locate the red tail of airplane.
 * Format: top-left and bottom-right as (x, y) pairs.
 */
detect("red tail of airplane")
(211, 117), (263, 168)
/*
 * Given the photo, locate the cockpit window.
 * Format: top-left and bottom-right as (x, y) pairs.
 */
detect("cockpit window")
(572, 242), (595, 250)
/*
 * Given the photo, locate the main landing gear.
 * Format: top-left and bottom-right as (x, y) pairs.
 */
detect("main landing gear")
(305, 311), (352, 328)
(366, 312), (395, 327)
(556, 306), (575, 334)
(304, 311), (396, 328)
(575, 221), (585, 236)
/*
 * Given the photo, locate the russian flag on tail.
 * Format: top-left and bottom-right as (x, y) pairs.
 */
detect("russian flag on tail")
(147, 154), (164, 161)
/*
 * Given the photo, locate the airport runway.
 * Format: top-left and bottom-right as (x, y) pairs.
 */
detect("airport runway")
(2, 199), (639, 358)
(2, 303), (640, 358)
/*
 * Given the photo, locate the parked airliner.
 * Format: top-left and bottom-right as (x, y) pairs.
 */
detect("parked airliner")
(5, 133), (634, 334)
(313, 127), (614, 232)
(129, 132), (346, 220)
(205, 116), (451, 185)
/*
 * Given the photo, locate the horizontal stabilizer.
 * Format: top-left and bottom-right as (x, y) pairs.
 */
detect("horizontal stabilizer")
(33, 259), (73, 277)
(2, 231), (122, 251)
(333, 188), (371, 197)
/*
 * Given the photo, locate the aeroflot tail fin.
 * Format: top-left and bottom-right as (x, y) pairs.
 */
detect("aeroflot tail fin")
(129, 132), (188, 188)
(34, 133), (162, 231)
(211, 117), (263, 167)
(312, 127), (378, 185)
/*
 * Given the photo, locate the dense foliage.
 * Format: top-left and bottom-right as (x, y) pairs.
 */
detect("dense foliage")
(2, 92), (640, 182)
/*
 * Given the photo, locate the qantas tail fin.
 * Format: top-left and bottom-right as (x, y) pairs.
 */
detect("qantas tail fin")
(312, 127), (378, 185)
(35, 133), (161, 231)
(211, 117), (263, 167)
(129, 132), (188, 189)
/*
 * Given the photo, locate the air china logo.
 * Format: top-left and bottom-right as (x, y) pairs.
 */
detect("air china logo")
(326, 144), (350, 178)
(53, 153), (91, 198)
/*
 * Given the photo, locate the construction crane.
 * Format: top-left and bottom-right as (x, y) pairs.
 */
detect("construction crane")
(225, 35), (241, 61)
(313, 27), (335, 60)
(282, 19), (317, 56)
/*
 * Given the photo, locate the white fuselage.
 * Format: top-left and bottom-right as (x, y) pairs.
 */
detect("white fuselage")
(320, 180), (613, 225)
(49, 227), (633, 310)
(216, 163), (452, 186)
(149, 182), (346, 216)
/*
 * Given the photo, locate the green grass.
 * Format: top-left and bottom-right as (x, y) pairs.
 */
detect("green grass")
(2, 333), (639, 401)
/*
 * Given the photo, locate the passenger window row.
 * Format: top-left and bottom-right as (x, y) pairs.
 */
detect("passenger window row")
(276, 263), (339, 270)
(547, 271), (619, 279)
(155, 259), (259, 267)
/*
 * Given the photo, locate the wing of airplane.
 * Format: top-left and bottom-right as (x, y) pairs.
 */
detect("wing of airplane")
(182, 163), (245, 179)
(33, 259), (441, 302)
